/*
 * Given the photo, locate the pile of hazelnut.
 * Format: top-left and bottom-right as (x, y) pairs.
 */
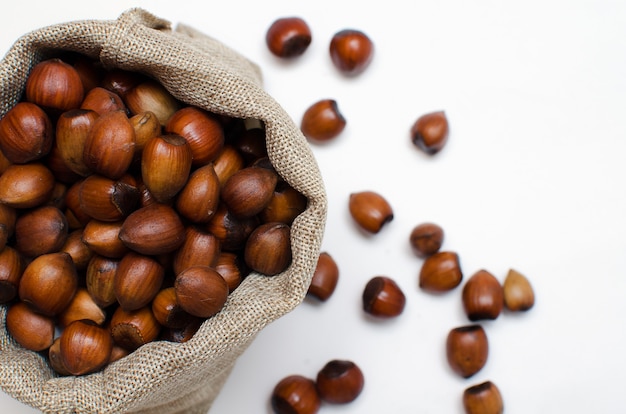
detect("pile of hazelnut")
(265, 16), (536, 414)
(0, 54), (306, 376)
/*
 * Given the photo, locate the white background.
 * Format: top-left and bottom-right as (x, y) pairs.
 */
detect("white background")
(1, 1), (626, 413)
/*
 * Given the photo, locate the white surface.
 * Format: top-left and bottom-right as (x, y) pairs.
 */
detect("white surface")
(2, 1), (626, 413)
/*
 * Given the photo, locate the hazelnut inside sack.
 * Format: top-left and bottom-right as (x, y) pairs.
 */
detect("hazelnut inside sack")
(0, 7), (326, 414)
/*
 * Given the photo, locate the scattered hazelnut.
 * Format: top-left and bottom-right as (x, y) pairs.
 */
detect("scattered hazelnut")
(316, 359), (364, 404)
(307, 252), (339, 301)
(348, 190), (393, 234)
(411, 111), (449, 155)
(329, 29), (374, 76)
(271, 375), (321, 414)
(300, 99), (346, 143)
(463, 381), (504, 414)
(462, 269), (504, 321)
(419, 251), (463, 293)
(362, 276), (406, 318)
(503, 268), (535, 311)
(266, 17), (312, 58)
(409, 222), (444, 257)
(446, 325), (489, 378)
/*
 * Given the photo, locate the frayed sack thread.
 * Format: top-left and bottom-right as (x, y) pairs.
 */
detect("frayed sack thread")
(0, 8), (327, 414)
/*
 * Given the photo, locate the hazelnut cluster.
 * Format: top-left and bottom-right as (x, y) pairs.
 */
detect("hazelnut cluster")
(0, 54), (306, 376)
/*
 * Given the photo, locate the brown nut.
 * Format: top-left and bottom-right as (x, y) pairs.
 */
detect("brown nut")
(231, 123), (268, 164)
(463, 381), (504, 414)
(118, 203), (185, 256)
(141, 134), (193, 202)
(101, 68), (145, 98)
(462, 269), (504, 321)
(409, 222), (444, 257)
(0, 102), (53, 163)
(6, 301), (55, 352)
(81, 220), (129, 259)
(0, 163), (55, 208)
(329, 29), (374, 76)
(175, 163), (220, 223)
(14, 205), (68, 257)
(212, 145), (244, 187)
(221, 166), (278, 218)
(83, 110), (136, 179)
(244, 222), (292, 276)
(110, 306), (161, 351)
(19, 252), (78, 316)
(115, 252), (165, 311)
(78, 175), (139, 222)
(165, 106), (225, 166)
(61, 229), (94, 271)
(60, 319), (113, 376)
(214, 252), (248, 293)
(85, 255), (119, 308)
(55, 109), (99, 176)
(348, 190), (394, 234)
(205, 203), (259, 251)
(80, 86), (126, 115)
(316, 359), (365, 404)
(175, 266), (229, 318)
(49, 337), (71, 376)
(0, 247), (23, 304)
(58, 288), (106, 327)
(307, 252), (339, 301)
(271, 375), (321, 414)
(70, 54), (104, 93)
(260, 181), (308, 225)
(172, 226), (221, 275)
(446, 325), (489, 378)
(266, 17), (312, 58)
(300, 99), (346, 143)
(25, 58), (84, 113)
(362, 276), (406, 318)
(411, 111), (449, 155)
(124, 80), (181, 126)
(129, 111), (162, 157)
(503, 268), (535, 312)
(151, 286), (197, 329)
(419, 251), (463, 293)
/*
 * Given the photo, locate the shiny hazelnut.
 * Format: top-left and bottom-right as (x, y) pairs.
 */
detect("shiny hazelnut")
(14, 205), (68, 257)
(49, 337), (71, 376)
(463, 381), (504, 414)
(411, 111), (449, 155)
(0, 247), (23, 304)
(83, 110), (136, 179)
(503, 268), (535, 312)
(260, 181), (308, 225)
(362, 276), (406, 318)
(129, 111), (162, 157)
(419, 251), (463, 293)
(110, 306), (161, 351)
(172, 226), (221, 275)
(151, 286), (197, 329)
(85, 255), (119, 308)
(316, 359), (364, 404)
(108, 345), (130, 365)
(266, 17), (312, 58)
(214, 252), (248, 292)
(78, 175), (139, 222)
(205, 203), (259, 251)
(80, 86), (126, 115)
(141, 134), (193, 202)
(307, 252), (339, 301)
(329, 29), (374, 76)
(222, 166), (278, 218)
(409, 222), (444, 257)
(175, 163), (221, 223)
(300, 99), (346, 143)
(175, 266), (229, 318)
(25, 58), (84, 112)
(0, 163), (55, 208)
(6, 301), (55, 352)
(64, 180), (92, 228)
(124, 80), (181, 126)
(446, 325), (489, 378)
(119, 203), (185, 255)
(271, 375), (321, 414)
(61, 229), (94, 271)
(462, 269), (504, 321)
(19, 252), (78, 316)
(165, 106), (225, 166)
(212, 145), (244, 187)
(60, 319), (113, 376)
(58, 288), (106, 327)
(348, 190), (394, 234)
(0, 102), (53, 163)
(115, 252), (165, 311)
(244, 222), (292, 276)
(81, 220), (128, 259)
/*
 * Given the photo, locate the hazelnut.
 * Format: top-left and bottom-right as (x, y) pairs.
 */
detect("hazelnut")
(212, 145), (244, 187)
(307, 252), (339, 301)
(244, 222), (292, 276)
(259, 181), (308, 225)
(60, 229), (94, 271)
(25, 58), (84, 113)
(411, 111), (449, 155)
(165, 106), (225, 166)
(409, 222), (444, 257)
(221, 166), (278, 218)
(446, 325), (489, 378)
(100, 68), (145, 98)
(316, 359), (364, 404)
(463, 381), (504, 414)
(6, 301), (55, 352)
(462, 269), (504, 321)
(60, 319), (113, 376)
(362, 276), (406, 318)
(503, 268), (535, 311)
(0, 163), (55, 209)
(129, 111), (162, 157)
(175, 163), (221, 223)
(419, 251), (463, 293)
(300, 99), (346, 143)
(110, 306), (161, 351)
(329, 29), (374, 76)
(214, 252), (248, 292)
(348, 190), (394, 234)
(58, 288), (106, 327)
(80, 87), (126, 115)
(0, 102), (53, 163)
(85, 255), (119, 308)
(118, 203), (186, 255)
(14, 205), (68, 257)
(175, 266), (229, 318)
(81, 220), (129, 259)
(205, 203), (259, 251)
(55, 109), (99, 177)
(0, 246), (22, 304)
(266, 17), (312, 58)
(151, 287), (197, 329)
(49, 337), (71, 376)
(172, 226), (221, 275)
(124, 80), (181, 126)
(271, 375), (321, 414)
(115, 252), (165, 311)
(141, 134), (193, 202)
(78, 175), (139, 222)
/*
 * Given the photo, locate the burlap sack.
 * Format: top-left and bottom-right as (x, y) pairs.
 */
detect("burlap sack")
(0, 8), (327, 414)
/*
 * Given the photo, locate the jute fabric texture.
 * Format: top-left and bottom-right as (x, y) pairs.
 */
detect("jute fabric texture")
(0, 8), (327, 414)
